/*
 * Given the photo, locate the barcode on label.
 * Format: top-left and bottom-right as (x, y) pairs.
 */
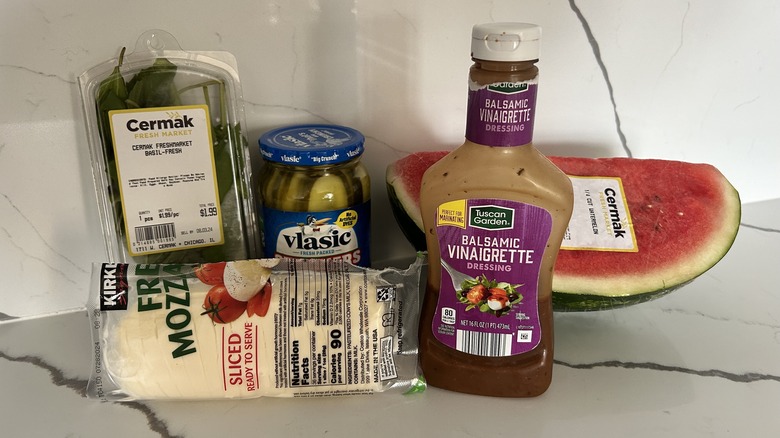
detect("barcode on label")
(135, 223), (176, 242)
(456, 329), (512, 357)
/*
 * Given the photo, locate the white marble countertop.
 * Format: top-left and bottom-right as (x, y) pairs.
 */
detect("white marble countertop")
(1, 199), (777, 437)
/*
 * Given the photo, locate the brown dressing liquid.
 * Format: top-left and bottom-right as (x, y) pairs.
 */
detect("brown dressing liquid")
(418, 55), (573, 397)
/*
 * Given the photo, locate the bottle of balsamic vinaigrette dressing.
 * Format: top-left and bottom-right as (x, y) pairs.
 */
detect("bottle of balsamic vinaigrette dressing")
(418, 23), (574, 397)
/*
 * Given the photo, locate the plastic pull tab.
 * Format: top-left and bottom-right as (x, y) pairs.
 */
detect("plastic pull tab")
(131, 29), (183, 56)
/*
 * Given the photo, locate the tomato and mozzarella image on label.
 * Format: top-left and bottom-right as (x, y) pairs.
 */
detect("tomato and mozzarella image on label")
(87, 258), (424, 400)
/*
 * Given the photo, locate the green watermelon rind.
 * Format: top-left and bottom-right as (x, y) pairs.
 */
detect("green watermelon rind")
(387, 181), (427, 251)
(552, 277), (699, 311)
(385, 152), (437, 251)
(386, 153), (742, 312)
(551, 287), (677, 312)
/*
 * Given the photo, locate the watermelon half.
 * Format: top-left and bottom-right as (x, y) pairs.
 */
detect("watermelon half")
(386, 152), (741, 311)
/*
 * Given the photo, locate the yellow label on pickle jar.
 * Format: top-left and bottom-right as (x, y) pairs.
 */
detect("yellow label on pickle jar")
(336, 210), (358, 228)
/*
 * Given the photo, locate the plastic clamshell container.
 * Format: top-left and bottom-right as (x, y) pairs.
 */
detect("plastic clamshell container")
(78, 30), (259, 263)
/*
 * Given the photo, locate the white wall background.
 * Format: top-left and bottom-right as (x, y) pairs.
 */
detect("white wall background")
(1, 0), (778, 317)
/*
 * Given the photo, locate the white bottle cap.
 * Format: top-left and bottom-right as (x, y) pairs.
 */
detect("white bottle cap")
(471, 22), (541, 62)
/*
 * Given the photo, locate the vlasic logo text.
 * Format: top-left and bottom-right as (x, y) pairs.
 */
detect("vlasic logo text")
(275, 215), (362, 265)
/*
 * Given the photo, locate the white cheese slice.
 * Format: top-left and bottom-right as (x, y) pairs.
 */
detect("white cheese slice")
(102, 260), (396, 400)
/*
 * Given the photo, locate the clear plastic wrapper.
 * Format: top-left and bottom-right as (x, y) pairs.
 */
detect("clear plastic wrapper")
(78, 29), (259, 264)
(86, 256), (425, 401)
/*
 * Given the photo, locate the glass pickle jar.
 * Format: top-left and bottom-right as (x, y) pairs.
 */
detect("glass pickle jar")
(258, 125), (371, 267)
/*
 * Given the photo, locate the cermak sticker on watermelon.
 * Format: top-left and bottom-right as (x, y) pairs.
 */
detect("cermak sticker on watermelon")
(386, 152), (741, 311)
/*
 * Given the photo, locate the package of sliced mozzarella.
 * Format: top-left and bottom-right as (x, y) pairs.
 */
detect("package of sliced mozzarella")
(86, 256), (425, 401)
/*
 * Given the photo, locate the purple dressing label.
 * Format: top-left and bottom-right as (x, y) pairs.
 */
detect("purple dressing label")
(432, 198), (552, 357)
(465, 82), (538, 146)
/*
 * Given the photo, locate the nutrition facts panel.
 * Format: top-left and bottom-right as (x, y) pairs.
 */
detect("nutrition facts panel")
(269, 260), (397, 394)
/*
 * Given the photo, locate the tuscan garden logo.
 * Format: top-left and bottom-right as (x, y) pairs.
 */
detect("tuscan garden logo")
(487, 82), (528, 94)
(469, 205), (514, 230)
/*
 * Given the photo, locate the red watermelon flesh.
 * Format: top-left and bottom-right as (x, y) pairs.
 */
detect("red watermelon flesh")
(386, 152), (741, 310)
(386, 151), (448, 239)
(548, 156), (741, 302)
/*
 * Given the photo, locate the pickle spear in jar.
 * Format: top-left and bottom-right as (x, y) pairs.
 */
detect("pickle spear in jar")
(308, 172), (350, 211)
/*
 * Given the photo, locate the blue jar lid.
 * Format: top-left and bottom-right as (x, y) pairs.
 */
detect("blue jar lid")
(259, 124), (365, 166)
